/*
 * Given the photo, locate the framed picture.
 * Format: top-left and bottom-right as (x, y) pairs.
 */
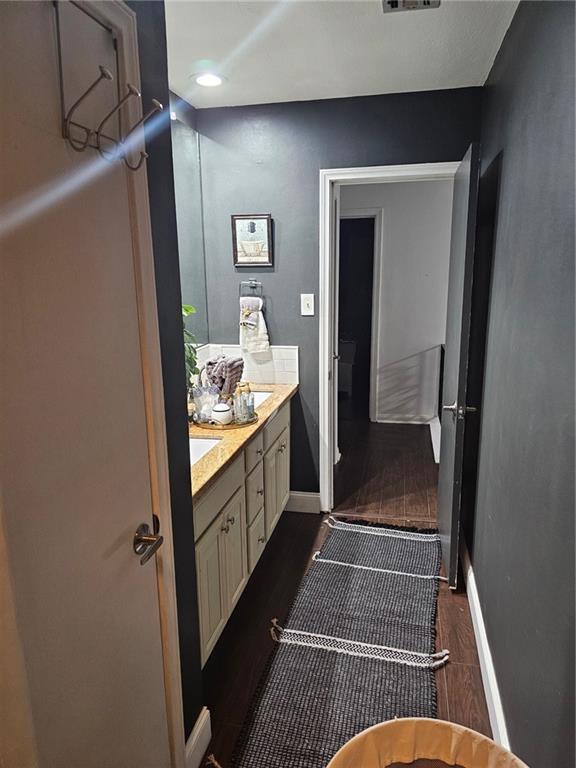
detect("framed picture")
(231, 214), (273, 267)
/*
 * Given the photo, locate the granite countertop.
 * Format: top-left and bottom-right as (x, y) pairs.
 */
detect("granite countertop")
(189, 383), (298, 499)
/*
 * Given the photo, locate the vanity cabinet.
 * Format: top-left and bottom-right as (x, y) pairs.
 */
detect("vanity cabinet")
(194, 401), (291, 666)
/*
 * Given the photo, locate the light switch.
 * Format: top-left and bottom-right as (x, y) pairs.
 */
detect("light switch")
(300, 293), (315, 316)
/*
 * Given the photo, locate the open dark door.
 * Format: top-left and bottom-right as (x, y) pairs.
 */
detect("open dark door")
(438, 144), (480, 588)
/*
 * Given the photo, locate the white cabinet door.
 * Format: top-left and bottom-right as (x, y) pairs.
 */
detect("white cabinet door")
(276, 427), (290, 514)
(196, 513), (226, 664)
(265, 430), (290, 538)
(221, 487), (248, 611)
(264, 442), (279, 538)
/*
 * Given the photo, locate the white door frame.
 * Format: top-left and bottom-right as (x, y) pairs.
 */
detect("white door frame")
(88, 3), (186, 765)
(339, 208), (384, 424)
(319, 163), (459, 512)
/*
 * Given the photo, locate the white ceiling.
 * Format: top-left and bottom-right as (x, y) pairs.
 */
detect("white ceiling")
(165, 0), (518, 109)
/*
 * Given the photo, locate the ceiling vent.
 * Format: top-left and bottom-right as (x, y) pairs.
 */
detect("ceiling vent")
(382, 0), (441, 13)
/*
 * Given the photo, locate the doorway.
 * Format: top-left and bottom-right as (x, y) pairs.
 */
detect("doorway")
(319, 163), (459, 513)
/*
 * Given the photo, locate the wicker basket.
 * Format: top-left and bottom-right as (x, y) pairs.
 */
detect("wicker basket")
(327, 719), (529, 768)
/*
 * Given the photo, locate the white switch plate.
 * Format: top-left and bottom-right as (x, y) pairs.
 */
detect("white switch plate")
(300, 293), (315, 316)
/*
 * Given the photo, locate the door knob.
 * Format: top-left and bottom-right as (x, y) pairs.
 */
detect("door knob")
(133, 522), (163, 565)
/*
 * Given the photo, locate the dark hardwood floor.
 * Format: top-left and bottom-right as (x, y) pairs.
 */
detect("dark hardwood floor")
(202, 420), (491, 766)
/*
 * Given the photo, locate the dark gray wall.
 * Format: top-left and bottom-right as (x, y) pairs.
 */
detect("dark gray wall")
(197, 88), (482, 490)
(170, 95), (209, 343)
(129, 1), (203, 739)
(474, 3), (575, 766)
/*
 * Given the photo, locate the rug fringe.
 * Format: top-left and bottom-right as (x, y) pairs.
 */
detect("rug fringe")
(205, 755), (223, 768)
(326, 516), (441, 542)
(270, 617), (282, 642)
(327, 514), (440, 536)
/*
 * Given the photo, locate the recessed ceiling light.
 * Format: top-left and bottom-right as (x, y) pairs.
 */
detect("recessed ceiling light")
(195, 73), (223, 88)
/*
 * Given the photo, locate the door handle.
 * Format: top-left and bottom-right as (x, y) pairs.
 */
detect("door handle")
(442, 401), (478, 420)
(133, 522), (163, 566)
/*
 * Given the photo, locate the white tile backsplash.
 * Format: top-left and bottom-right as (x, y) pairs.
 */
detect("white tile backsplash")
(194, 344), (299, 385)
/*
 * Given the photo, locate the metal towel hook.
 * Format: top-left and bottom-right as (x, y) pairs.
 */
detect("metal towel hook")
(121, 99), (164, 171)
(95, 83), (141, 162)
(63, 65), (113, 152)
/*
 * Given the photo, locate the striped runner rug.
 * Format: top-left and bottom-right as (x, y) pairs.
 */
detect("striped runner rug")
(230, 518), (448, 768)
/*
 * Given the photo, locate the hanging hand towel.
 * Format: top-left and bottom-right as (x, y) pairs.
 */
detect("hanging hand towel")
(239, 296), (270, 354)
(239, 296), (262, 328)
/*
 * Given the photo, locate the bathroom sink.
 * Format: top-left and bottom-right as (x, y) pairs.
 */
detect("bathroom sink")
(189, 437), (221, 465)
(253, 391), (273, 409)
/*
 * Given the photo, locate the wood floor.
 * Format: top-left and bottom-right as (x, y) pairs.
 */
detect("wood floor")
(202, 421), (491, 767)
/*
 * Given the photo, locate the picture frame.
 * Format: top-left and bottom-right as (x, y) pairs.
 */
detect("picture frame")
(231, 214), (273, 267)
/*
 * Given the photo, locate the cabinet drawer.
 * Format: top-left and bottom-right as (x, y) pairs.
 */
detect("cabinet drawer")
(245, 432), (264, 475)
(263, 402), (290, 451)
(247, 507), (266, 573)
(194, 454), (244, 542)
(245, 462), (265, 526)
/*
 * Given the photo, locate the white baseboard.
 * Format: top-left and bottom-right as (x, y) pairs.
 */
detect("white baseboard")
(429, 417), (441, 463)
(462, 547), (510, 749)
(285, 491), (322, 514)
(185, 706), (212, 768)
(373, 416), (436, 424)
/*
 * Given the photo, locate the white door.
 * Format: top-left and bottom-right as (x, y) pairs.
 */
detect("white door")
(0, 3), (174, 767)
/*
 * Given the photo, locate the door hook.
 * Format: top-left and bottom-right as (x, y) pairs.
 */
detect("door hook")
(64, 65), (113, 152)
(95, 83), (141, 162)
(122, 99), (163, 171)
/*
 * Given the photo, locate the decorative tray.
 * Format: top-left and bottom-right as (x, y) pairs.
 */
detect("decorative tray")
(193, 415), (259, 431)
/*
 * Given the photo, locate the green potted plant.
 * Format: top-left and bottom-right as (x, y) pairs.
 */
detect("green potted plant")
(182, 304), (199, 392)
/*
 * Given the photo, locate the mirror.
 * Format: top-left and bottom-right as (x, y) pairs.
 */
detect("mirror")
(170, 97), (208, 344)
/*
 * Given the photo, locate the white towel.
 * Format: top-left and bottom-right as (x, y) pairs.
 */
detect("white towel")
(239, 297), (270, 354)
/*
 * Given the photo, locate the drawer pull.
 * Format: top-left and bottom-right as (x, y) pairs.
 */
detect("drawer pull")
(278, 443), (286, 453)
(258, 536), (266, 544)
(257, 488), (264, 496)
(221, 523), (230, 534)
(256, 448), (263, 456)
(226, 515), (235, 525)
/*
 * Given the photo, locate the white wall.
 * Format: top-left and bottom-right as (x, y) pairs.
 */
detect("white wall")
(340, 179), (453, 423)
